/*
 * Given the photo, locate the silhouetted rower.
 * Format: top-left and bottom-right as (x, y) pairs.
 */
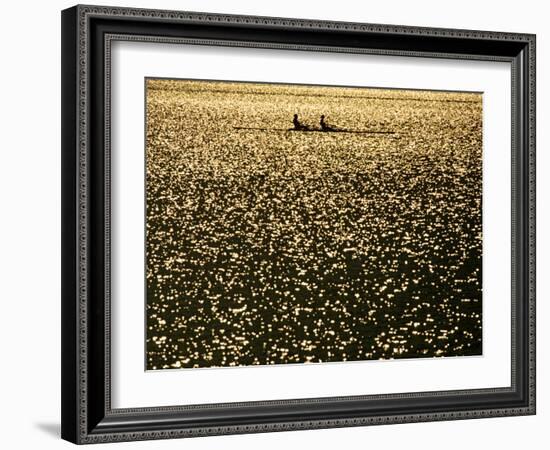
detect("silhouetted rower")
(320, 115), (334, 131)
(293, 114), (303, 130)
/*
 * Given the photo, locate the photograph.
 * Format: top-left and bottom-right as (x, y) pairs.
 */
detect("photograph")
(145, 78), (483, 370)
(57, 4), (536, 444)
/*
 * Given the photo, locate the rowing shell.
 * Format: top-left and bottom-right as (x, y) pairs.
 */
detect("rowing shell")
(233, 126), (397, 135)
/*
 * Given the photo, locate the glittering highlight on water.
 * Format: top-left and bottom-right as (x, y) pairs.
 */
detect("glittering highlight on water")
(145, 79), (482, 370)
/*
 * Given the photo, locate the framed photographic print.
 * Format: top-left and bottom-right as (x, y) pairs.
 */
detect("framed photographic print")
(61, 5), (536, 444)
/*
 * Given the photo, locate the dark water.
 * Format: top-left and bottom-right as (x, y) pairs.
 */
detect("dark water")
(145, 80), (482, 370)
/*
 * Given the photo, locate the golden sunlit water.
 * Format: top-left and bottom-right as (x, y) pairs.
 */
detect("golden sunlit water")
(145, 79), (482, 370)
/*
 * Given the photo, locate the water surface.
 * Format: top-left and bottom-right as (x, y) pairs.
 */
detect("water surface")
(145, 79), (483, 370)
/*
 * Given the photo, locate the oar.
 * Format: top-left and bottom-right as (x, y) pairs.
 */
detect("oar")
(233, 126), (289, 132)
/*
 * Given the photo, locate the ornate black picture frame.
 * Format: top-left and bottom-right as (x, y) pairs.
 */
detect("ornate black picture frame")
(61, 4), (536, 444)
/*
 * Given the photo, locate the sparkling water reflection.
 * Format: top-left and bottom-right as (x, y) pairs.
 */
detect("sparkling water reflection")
(146, 80), (482, 370)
